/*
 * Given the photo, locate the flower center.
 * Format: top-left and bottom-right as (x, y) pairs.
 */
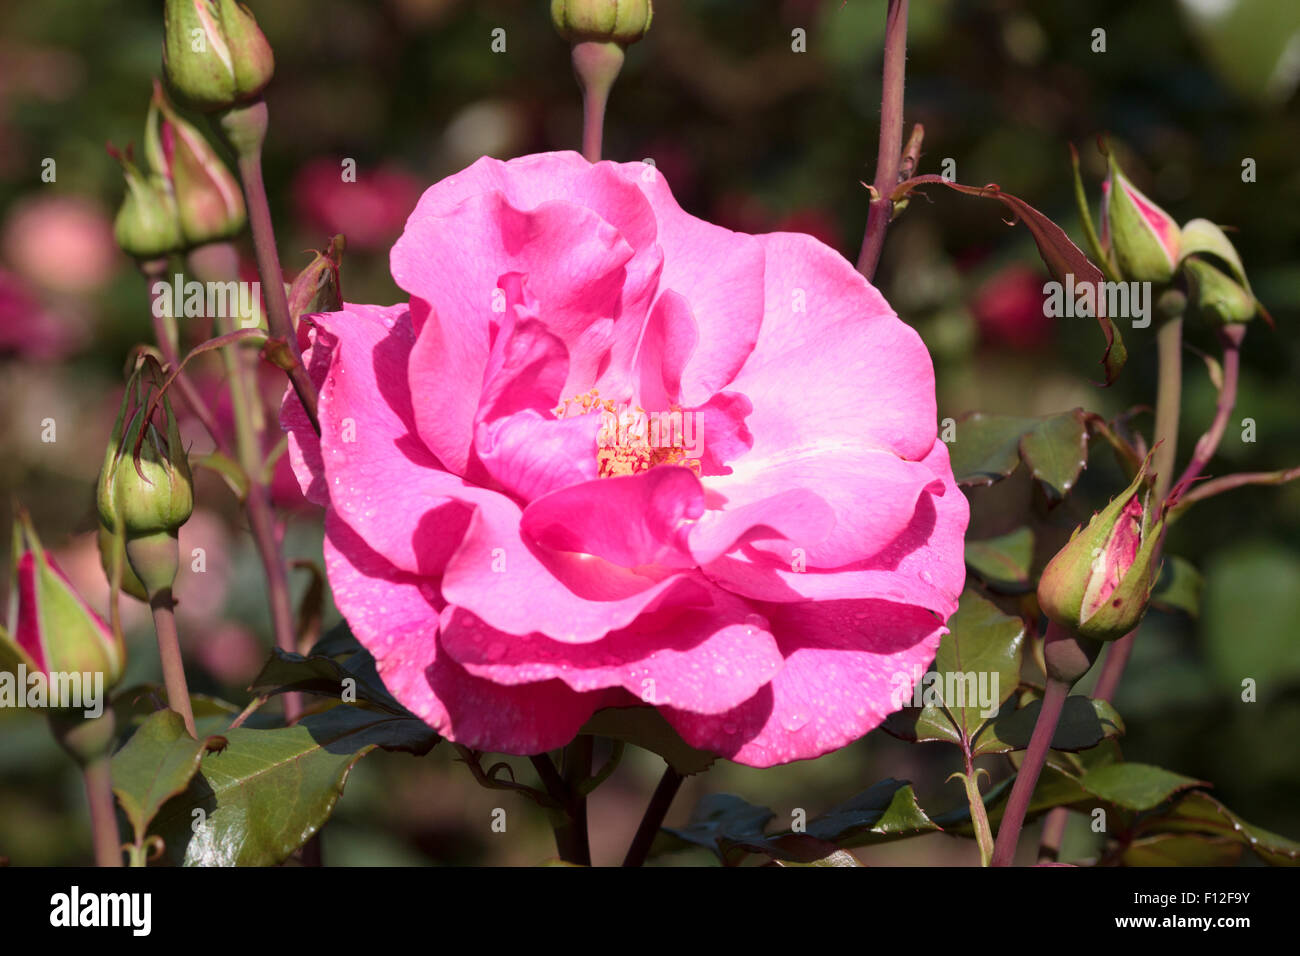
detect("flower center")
(554, 389), (701, 479)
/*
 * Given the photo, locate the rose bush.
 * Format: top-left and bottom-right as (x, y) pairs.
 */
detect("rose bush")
(282, 151), (967, 767)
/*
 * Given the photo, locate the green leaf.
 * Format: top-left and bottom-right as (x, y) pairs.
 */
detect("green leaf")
(932, 589), (1026, 743)
(153, 704), (439, 866)
(110, 710), (211, 847)
(766, 846), (863, 867)
(308, 622), (365, 658)
(250, 646), (406, 716)
(1121, 833), (1243, 867)
(1018, 409), (1088, 502)
(1151, 555), (1204, 618)
(1075, 762), (1206, 812)
(949, 410), (1090, 499)
(949, 413), (1038, 486)
(1137, 790), (1300, 866)
(965, 526), (1035, 593)
(881, 705), (963, 746)
(580, 707), (716, 776)
(772, 779), (940, 849)
(657, 793), (775, 866)
(974, 695), (1124, 757)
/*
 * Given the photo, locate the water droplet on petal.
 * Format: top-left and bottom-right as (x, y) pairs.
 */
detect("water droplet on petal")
(780, 711), (808, 732)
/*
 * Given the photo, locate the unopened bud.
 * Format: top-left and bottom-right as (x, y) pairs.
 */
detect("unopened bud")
(163, 0), (275, 112)
(1037, 460), (1166, 642)
(551, 0), (653, 46)
(1100, 154), (1180, 284)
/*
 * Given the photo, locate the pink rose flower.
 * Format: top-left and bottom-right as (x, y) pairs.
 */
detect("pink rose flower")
(282, 151), (967, 767)
(292, 158), (422, 252)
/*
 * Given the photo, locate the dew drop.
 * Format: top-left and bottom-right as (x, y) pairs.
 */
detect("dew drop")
(780, 711), (808, 732)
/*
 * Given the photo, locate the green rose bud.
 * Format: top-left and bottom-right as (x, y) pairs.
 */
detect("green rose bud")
(111, 146), (183, 260)
(1100, 154), (1180, 284)
(163, 0), (275, 112)
(97, 362), (194, 598)
(151, 80), (247, 246)
(551, 0), (653, 46)
(1037, 462), (1165, 642)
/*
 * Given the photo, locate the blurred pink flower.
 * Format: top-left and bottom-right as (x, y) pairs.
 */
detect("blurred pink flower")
(971, 264), (1052, 350)
(0, 269), (84, 360)
(292, 158), (422, 251)
(2, 196), (117, 294)
(283, 152), (966, 767)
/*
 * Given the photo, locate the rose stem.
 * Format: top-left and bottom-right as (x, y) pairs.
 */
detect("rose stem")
(960, 750), (995, 867)
(141, 258), (230, 457)
(189, 241), (301, 724)
(991, 660), (1070, 867)
(562, 735), (594, 865)
(623, 765), (685, 867)
(571, 40), (625, 163)
(219, 100), (320, 435)
(529, 752), (588, 865)
(855, 0), (909, 281)
(83, 751), (123, 867)
(150, 587), (197, 737)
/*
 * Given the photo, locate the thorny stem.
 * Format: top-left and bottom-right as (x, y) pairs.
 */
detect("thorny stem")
(150, 588), (196, 737)
(991, 670), (1070, 866)
(855, 0), (909, 280)
(959, 751), (995, 867)
(189, 242), (301, 724)
(623, 765), (685, 867)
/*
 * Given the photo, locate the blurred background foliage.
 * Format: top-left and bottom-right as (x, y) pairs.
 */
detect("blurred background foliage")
(0, 0), (1298, 865)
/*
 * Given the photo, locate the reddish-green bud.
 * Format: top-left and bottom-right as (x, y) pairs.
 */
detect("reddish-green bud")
(551, 0), (653, 45)
(1037, 462), (1165, 642)
(3, 511), (126, 697)
(111, 147), (183, 260)
(1100, 154), (1180, 284)
(151, 80), (247, 246)
(163, 0), (275, 112)
(286, 235), (344, 326)
(97, 363), (194, 598)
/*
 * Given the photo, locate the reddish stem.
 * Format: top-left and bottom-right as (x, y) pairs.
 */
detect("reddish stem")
(855, 0), (909, 280)
(991, 665), (1070, 866)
